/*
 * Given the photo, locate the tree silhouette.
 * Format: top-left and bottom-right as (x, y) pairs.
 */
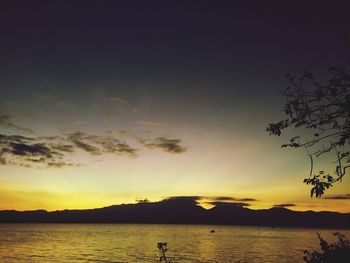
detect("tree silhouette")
(303, 232), (350, 263)
(267, 66), (350, 197)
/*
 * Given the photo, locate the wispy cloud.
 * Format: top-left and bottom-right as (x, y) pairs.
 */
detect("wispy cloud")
(273, 203), (296, 208)
(33, 92), (75, 111)
(323, 194), (350, 200)
(110, 97), (128, 104)
(67, 131), (137, 156)
(0, 114), (33, 133)
(109, 96), (147, 118)
(34, 92), (56, 103)
(140, 137), (187, 153)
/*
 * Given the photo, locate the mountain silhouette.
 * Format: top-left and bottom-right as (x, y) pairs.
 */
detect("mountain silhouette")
(0, 199), (349, 227)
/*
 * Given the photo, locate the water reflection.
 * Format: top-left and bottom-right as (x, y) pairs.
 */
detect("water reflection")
(0, 224), (348, 262)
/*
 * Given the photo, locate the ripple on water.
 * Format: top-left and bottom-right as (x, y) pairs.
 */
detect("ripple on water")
(0, 224), (349, 263)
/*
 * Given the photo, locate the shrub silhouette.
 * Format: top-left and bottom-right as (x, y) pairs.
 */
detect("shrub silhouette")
(157, 242), (175, 263)
(303, 232), (350, 263)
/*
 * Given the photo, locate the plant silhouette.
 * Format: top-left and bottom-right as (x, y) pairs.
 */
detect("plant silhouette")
(157, 242), (175, 263)
(267, 66), (350, 197)
(303, 232), (350, 262)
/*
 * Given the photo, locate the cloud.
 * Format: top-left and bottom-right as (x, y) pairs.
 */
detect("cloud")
(323, 194), (350, 200)
(273, 203), (296, 208)
(141, 137), (187, 153)
(164, 196), (201, 201)
(66, 131), (137, 156)
(0, 114), (33, 133)
(34, 92), (56, 103)
(0, 130), (138, 168)
(0, 111), (188, 166)
(162, 196), (200, 205)
(162, 196), (257, 206)
(110, 97), (128, 104)
(0, 130), (189, 168)
(10, 142), (55, 157)
(67, 132), (101, 155)
(135, 197), (150, 204)
(206, 201), (251, 207)
(73, 140), (101, 154)
(47, 144), (75, 153)
(47, 162), (76, 168)
(0, 134), (72, 167)
(109, 96), (147, 118)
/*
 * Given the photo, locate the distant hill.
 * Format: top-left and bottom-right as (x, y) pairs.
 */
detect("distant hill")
(0, 199), (349, 227)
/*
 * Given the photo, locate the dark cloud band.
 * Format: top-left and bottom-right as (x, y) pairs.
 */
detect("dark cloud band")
(0, 131), (138, 168)
(323, 194), (350, 200)
(0, 134), (70, 167)
(0, 130), (187, 168)
(206, 201), (251, 207)
(140, 137), (187, 153)
(273, 203), (296, 208)
(163, 195), (257, 207)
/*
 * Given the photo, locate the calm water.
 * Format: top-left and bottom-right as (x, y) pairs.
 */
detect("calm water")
(0, 224), (349, 262)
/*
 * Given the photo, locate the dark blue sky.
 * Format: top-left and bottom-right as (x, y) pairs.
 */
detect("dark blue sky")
(2, 1), (349, 97)
(1, 1), (349, 131)
(1, 0), (350, 211)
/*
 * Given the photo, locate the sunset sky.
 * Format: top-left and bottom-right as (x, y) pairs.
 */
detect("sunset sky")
(0, 1), (349, 212)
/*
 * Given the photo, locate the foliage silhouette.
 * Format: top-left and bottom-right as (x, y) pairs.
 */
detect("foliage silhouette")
(303, 232), (350, 263)
(267, 66), (350, 197)
(157, 242), (175, 263)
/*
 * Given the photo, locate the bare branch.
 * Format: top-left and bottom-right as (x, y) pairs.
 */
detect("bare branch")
(267, 66), (350, 197)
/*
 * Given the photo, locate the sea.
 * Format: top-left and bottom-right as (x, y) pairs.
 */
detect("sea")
(0, 224), (349, 262)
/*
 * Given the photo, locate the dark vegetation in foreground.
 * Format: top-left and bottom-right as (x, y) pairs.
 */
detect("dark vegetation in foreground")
(156, 233), (350, 263)
(0, 198), (349, 228)
(157, 242), (175, 263)
(303, 232), (350, 263)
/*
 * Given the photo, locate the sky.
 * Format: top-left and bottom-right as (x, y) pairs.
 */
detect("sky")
(0, 0), (350, 212)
